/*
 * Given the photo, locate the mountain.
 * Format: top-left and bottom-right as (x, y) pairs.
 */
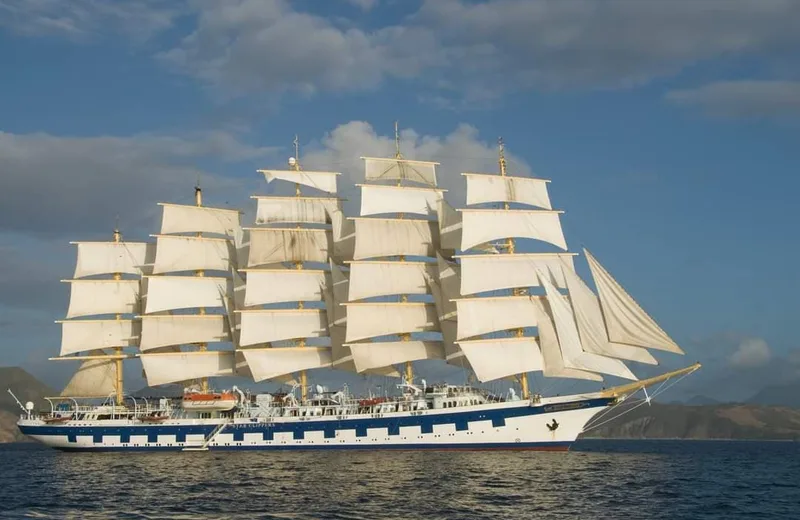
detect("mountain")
(0, 367), (56, 443)
(747, 381), (800, 408)
(582, 402), (800, 440)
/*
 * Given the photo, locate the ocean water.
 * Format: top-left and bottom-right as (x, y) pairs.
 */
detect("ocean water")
(0, 440), (797, 519)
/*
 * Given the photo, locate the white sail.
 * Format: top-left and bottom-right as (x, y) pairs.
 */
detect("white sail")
(359, 184), (442, 217)
(530, 297), (603, 381)
(323, 261), (348, 328)
(241, 347), (332, 382)
(431, 253), (469, 365)
(456, 338), (544, 382)
(344, 302), (439, 343)
(238, 309), (328, 347)
(151, 235), (234, 274)
(458, 253), (575, 295)
(454, 296), (541, 340)
(347, 261), (435, 301)
(331, 208), (355, 263)
(437, 198), (462, 255)
(254, 196), (339, 225)
(562, 264), (658, 365)
(585, 249), (684, 354)
(143, 276), (228, 314)
(139, 315), (229, 351)
(258, 169), (339, 194)
(60, 350), (117, 398)
(243, 269), (326, 307)
(348, 341), (444, 372)
(352, 218), (439, 260)
(58, 319), (139, 356)
(463, 173), (552, 209)
(362, 157), (438, 186)
(71, 241), (154, 279)
(460, 209), (567, 251)
(247, 228), (331, 266)
(140, 351), (236, 386)
(159, 203), (241, 237)
(538, 271), (637, 380)
(64, 280), (140, 319)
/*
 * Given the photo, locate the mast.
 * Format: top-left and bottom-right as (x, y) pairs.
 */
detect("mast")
(344, 122), (445, 380)
(137, 186), (242, 388)
(498, 138), (530, 399)
(453, 137), (682, 389)
(238, 136), (345, 399)
(112, 224), (124, 405)
(54, 227), (152, 402)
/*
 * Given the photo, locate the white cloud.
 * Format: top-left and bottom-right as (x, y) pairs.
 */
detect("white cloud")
(666, 80), (800, 118)
(159, 0), (800, 100)
(5, 0), (800, 102)
(299, 120), (531, 212)
(0, 0), (178, 41)
(0, 130), (274, 238)
(158, 0), (442, 96)
(729, 338), (772, 369)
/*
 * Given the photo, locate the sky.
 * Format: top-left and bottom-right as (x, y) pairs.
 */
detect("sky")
(1, 0), (799, 401)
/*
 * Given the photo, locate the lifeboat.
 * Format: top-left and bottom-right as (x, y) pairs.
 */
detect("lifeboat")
(358, 397), (388, 407)
(181, 391), (237, 411)
(139, 414), (169, 423)
(43, 415), (72, 424)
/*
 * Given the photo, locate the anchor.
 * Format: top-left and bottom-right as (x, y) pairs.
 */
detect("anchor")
(546, 418), (559, 432)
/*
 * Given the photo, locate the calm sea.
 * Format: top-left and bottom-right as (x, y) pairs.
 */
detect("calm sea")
(0, 440), (797, 519)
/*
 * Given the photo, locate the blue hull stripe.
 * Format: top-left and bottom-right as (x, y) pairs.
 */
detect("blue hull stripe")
(53, 441), (573, 453)
(19, 397), (614, 447)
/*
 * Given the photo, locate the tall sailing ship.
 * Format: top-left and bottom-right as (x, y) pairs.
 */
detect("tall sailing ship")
(13, 127), (699, 451)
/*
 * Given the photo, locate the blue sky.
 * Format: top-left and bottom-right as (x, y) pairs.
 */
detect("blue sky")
(1, 0), (799, 400)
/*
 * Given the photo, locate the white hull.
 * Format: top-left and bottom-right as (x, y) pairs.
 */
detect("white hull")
(18, 395), (614, 452)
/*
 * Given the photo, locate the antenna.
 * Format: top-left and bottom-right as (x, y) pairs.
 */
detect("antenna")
(394, 121), (402, 159)
(289, 134), (301, 171)
(194, 173), (202, 206)
(498, 137), (507, 177)
(113, 214), (121, 243)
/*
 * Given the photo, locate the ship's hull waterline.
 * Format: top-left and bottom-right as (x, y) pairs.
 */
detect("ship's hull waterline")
(18, 396), (615, 452)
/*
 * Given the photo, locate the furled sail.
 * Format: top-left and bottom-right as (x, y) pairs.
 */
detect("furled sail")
(584, 249), (684, 354)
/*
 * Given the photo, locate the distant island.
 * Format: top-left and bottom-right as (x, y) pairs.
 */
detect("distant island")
(2, 367), (799, 443)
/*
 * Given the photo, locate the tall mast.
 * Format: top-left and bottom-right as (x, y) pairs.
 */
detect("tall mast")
(239, 136), (345, 395)
(112, 223), (124, 405)
(55, 227), (148, 401)
(137, 182), (242, 389)
(344, 122), (445, 379)
(497, 138), (529, 398)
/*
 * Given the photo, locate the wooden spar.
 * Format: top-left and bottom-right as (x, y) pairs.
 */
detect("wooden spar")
(599, 363), (702, 398)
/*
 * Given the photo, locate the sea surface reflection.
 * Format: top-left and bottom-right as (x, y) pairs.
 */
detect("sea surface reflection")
(1, 440), (797, 519)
